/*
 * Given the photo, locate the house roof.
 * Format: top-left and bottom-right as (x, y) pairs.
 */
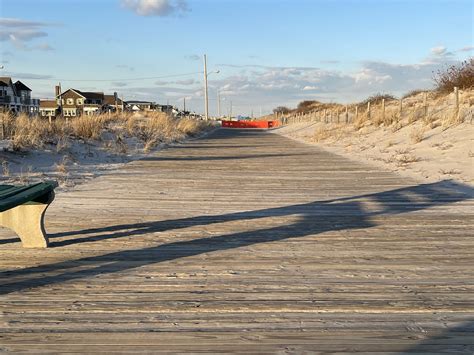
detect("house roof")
(14, 80), (31, 92)
(126, 100), (154, 104)
(40, 100), (58, 109)
(58, 89), (104, 101)
(104, 94), (123, 105)
(76, 90), (104, 100)
(0, 77), (13, 87)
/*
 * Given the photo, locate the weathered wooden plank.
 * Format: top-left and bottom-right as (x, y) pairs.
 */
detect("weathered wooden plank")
(0, 129), (472, 352)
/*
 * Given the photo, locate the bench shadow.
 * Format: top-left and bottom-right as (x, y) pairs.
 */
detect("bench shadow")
(0, 180), (471, 296)
(403, 320), (474, 353)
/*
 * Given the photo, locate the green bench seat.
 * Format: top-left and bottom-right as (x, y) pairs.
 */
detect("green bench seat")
(0, 181), (57, 248)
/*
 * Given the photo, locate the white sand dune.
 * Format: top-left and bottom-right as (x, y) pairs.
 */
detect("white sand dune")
(274, 120), (473, 185)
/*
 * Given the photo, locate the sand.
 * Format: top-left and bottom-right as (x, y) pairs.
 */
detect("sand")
(274, 120), (473, 186)
(0, 126), (215, 191)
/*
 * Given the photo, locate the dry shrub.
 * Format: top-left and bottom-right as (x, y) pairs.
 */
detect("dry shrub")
(1, 111), (209, 155)
(177, 118), (207, 136)
(410, 128), (425, 143)
(114, 134), (128, 154)
(70, 115), (109, 140)
(1, 160), (9, 177)
(10, 114), (56, 150)
(434, 58), (474, 93)
(439, 168), (461, 175)
(296, 100), (320, 113)
(55, 157), (68, 175)
(402, 90), (428, 99)
(313, 126), (331, 142)
(395, 153), (421, 166)
(358, 93), (397, 107)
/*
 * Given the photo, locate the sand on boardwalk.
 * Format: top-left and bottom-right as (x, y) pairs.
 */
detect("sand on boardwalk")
(274, 120), (473, 186)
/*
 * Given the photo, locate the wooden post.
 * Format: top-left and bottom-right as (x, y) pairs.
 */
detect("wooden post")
(345, 105), (348, 123)
(381, 99), (385, 122)
(355, 106), (358, 122)
(367, 101), (371, 120)
(454, 86), (459, 111)
(423, 92), (428, 118)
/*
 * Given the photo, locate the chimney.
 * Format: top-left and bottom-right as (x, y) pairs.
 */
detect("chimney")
(55, 85), (60, 97)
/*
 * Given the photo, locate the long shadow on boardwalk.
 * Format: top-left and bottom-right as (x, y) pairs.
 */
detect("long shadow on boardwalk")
(0, 180), (471, 296)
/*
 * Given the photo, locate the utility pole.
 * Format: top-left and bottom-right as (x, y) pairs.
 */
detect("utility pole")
(203, 54), (209, 120)
(58, 82), (63, 119)
(183, 97), (186, 113)
(229, 100), (233, 119)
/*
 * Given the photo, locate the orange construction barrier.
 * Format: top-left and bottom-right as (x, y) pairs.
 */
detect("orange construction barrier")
(221, 120), (280, 129)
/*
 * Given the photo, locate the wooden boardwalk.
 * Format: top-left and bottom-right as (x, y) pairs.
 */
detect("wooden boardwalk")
(0, 128), (473, 353)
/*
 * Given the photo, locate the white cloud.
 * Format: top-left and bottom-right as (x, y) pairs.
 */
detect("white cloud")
(0, 17), (55, 51)
(175, 78), (195, 85)
(0, 18), (53, 28)
(121, 0), (189, 17)
(34, 43), (54, 51)
(430, 46), (453, 57)
(457, 46), (474, 52)
(2, 71), (53, 80)
(92, 46), (468, 115)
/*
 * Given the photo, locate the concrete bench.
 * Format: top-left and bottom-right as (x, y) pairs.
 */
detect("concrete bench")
(0, 181), (57, 248)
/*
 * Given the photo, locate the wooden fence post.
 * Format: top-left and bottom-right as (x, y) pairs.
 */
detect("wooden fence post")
(355, 106), (358, 122)
(423, 92), (428, 118)
(382, 99), (385, 122)
(454, 86), (459, 111)
(367, 101), (371, 120)
(345, 105), (348, 123)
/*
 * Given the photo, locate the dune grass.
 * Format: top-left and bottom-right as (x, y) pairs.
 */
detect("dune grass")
(0, 111), (210, 152)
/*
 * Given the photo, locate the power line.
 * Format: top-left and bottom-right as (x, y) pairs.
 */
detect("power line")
(22, 71), (204, 82)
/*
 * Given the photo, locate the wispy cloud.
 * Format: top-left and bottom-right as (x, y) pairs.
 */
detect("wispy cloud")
(175, 78), (195, 85)
(0, 17), (56, 51)
(34, 43), (54, 51)
(121, 0), (189, 17)
(457, 46), (474, 52)
(2, 71), (54, 80)
(430, 45), (453, 57)
(185, 54), (200, 61)
(112, 81), (128, 87)
(116, 64), (135, 71)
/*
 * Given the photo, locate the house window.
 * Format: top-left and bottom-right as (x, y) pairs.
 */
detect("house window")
(71, 110), (76, 116)
(67, 98), (73, 105)
(77, 99), (83, 105)
(57, 99), (61, 105)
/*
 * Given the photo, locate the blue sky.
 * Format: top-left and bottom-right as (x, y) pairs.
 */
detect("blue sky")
(0, 0), (472, 115)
